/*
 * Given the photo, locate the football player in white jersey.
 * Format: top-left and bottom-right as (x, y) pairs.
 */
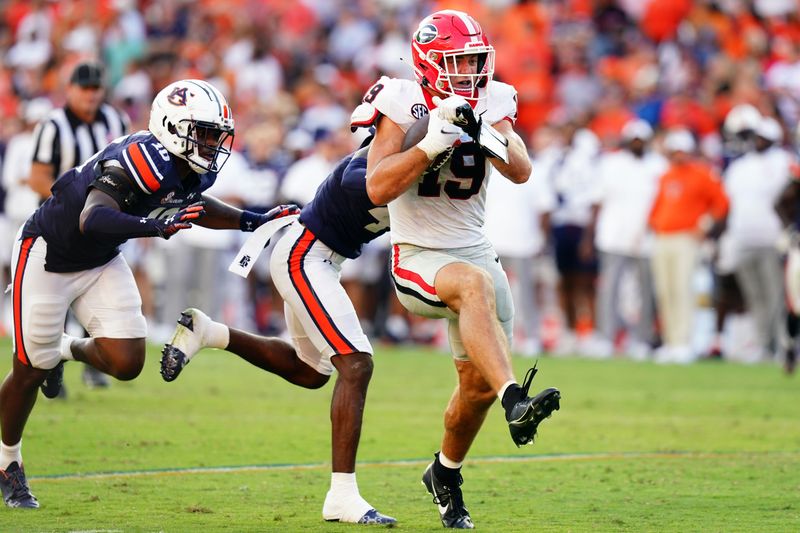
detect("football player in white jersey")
(351, 10), (561, 529)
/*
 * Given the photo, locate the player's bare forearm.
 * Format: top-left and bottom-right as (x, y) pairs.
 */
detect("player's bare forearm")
(488, 121), (530, 184)
(366, 149), (431, 205)
(196, 194), (243, 229)
(29, 161), (55, 199)
(366, 116), (431, 205)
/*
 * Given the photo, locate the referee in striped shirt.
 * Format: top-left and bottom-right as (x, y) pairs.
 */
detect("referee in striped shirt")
(28, 60), (130, 393)
(30, 61), (129, 199)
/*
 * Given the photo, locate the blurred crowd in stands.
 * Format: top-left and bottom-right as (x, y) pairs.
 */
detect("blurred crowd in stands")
(1, 0), (800, 371)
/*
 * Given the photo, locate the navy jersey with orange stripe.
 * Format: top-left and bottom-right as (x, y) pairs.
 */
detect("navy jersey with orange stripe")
(22, 131), (218, 272)
(299, 146), (389, 259)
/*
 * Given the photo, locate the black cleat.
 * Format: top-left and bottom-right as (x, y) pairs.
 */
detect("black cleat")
(82, 365), (109, 388)
(40, 361), (65, 399)
(160, 310), (201, 382)
(507, 363), (561, 447)
(786, 345), (797, 375)
(421, 460), (474, 529)
(160, 344), (188, 382)
(0, 462), (39, 509)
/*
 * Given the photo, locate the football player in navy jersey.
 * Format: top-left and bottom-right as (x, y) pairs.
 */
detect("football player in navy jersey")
(159, 141), (397, 525)
(0, 80), (298, 509)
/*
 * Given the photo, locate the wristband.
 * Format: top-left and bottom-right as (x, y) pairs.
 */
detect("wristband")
(240, 210), (265, 232)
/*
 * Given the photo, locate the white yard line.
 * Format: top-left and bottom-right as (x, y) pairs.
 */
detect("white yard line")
(31, 450), (798, 482)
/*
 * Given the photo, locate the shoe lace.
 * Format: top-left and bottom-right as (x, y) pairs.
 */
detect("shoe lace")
(4, 468), (32, 501)
(432, 473), (467, 516)
(520, 360), (538, 397)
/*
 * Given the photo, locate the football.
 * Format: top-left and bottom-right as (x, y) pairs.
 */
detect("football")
(402, 113), (455, 171)
(401, 113), (430, 151)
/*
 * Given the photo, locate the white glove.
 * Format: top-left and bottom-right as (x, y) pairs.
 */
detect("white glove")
(432, 95), (470, 124)
(417, 111), (464, 160)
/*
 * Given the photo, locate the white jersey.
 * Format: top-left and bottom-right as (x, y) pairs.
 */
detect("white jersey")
(352, 76), (518, 248)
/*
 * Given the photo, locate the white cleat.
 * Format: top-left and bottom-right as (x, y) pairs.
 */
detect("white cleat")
(160, 308), (211, 382)
(322, 492), (397, 525)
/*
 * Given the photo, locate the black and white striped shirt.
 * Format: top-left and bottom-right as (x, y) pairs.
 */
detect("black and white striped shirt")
(31, 103), (129, 180)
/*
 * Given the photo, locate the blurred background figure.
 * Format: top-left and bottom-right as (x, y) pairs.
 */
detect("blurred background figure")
(706, 104), (763, 360)
(280, 127), (354, 207)
(234, 121), (291, 335)
(723, 117), (793, 362)
(649, 130), (729, 364)
(549, 126), (601, 355)
(776, 140), (800, 375)
(485, 158), (556, 357)
(586, 118), (667, 360)
(1, 97), (53, 333)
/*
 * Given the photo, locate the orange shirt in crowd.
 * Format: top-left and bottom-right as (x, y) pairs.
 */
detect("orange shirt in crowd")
(641, 0), (692, 42)
(648, 160), (729, 234)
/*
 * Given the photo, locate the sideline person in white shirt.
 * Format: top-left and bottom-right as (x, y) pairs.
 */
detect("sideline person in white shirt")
(724, 116), (793, 360)
(485, 163), (556, 357)
(585, 119), (667, 359)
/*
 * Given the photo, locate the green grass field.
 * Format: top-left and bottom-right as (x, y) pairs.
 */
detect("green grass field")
(0, 337), (798, 532)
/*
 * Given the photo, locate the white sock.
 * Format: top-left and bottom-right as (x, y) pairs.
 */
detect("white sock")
(322, 472), (372, 522)
(438, 451), (462, 470)
(0, 441), (22, 470)
(204, 320), (230, 349)
(497, 379), (517, 402)
(329, 472), (360, 498)
(61, 334), (77, 361)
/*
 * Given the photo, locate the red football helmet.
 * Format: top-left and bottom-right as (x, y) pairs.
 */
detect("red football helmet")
(411, 10), (495, 100)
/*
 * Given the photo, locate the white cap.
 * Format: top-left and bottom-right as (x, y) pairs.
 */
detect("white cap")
(572, 128), (600, 155)
(663, 129), (696, 153)
(755, 116), (782, 143)
(621, 118), (653, 141)
(21, 97), (52, 124)
(284, 128), (314, 152)
(723, 103), (761, 135)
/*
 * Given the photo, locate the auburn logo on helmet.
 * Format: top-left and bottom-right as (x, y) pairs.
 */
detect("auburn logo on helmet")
(167, 87), (188, 106)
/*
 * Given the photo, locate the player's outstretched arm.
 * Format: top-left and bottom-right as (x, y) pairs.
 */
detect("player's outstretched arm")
(80, 188), (204, 240)
(198, 194), (299, 231)
(487, 120), (531, 184)
(194, 194), (246, 229)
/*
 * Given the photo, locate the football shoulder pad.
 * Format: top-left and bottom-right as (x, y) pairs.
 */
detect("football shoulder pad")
(482, 80), (518, 126)
(350, 76), (428, 133)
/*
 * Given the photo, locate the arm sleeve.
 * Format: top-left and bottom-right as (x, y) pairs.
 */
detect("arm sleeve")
(88, 163), (143, 211)
(81, 205), (161, 239)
